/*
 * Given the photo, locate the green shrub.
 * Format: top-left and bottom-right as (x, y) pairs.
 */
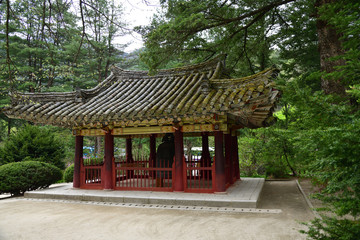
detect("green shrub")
(0, 161), (63, 195)
(0, 124), (66, 169)
(63, 164), (74, 182)
(265, 161), (289, 178)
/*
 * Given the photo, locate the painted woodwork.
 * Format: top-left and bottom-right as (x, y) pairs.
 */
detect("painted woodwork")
(103, 132), (114, 189)
(73, 135), (83, 188)
(149, 134), (156, 178)
(215, 131), (226, 192)
(174, 127), (184, 191)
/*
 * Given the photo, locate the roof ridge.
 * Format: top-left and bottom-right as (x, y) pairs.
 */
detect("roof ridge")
(210, 67), (278, 85)
(8, 73), (117, 104)
(111, 54), (227, 77)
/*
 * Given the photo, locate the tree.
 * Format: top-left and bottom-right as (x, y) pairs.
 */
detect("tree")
(140, 0), (360, 238)
(297, 1), (360, 238)
(0, 0), (127, 138)
(78, 0), (127, 83)
(0, 124), (66, 170)
(139, 0), (354, 95)
(140, 0), (294, 75)
(0, 0), (127, 92)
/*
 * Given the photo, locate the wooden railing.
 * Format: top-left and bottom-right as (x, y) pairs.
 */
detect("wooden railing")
(80, 157), (104, 189)
(113, 157), (174, 191)
(184, 156), (215, 193)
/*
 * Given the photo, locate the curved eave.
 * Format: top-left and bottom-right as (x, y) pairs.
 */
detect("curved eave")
(3, 57), (280, 130)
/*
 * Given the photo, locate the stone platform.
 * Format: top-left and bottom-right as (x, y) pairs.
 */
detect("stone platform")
(24, 177), (264, 208)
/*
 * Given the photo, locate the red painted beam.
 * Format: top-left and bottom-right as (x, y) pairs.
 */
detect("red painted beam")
(215, 131), (226, 192)
(104, 132), (114, 189)
(174, 127), (184, 191)
(149, 134), (156, 178)
(73, 135), (83, 188)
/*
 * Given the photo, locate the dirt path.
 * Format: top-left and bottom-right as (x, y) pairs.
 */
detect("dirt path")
(0, 180), (314, 240)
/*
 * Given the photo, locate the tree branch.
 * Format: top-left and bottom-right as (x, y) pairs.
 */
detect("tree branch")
(243, 28), (255, 74)
(74, 0), (86, 63)
(229, 10), (268, 39)
(189, 0), (296, 34)
(5, 0), (14, 89)
(81, 0), (130, 33)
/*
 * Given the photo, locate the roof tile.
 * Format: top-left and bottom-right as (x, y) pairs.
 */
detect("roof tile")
(3, 56), (280, 129)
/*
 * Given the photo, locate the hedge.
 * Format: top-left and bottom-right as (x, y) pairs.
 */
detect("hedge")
(63, 164), (74, 183)
(0, 161), (63, 196)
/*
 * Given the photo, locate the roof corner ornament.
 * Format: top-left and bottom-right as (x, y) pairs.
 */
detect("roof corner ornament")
(110, 65), (123, 75)
(75, 87), (85, 103)
(9, 91), (20, 106)
(200, 75), (211, 94)
(270, 65), (280, 79)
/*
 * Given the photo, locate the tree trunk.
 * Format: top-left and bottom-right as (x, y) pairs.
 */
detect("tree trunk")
(315, 0), (346, 95)
(185, 138), (192, 161)
(94, 136), (102, 156)
(7, 118), (11, 137)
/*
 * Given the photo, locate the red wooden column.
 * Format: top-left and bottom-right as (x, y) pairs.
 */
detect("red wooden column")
(149, 134), (156, 178)
(73, 135), (83, 188)
(103, 132), (114, 190)
(232, 135), (240, 179)
(215, 131), (226, 192)
(224, 133), (233, 185)
(174, 127), (184, 192)
(201, 132), (211, 179)
(126, 137), (133, 178)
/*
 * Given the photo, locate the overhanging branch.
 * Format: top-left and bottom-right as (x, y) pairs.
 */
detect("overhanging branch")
(187, 0), (297, 34)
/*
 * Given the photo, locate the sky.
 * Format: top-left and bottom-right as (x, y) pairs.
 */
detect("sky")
(115, 0), (161, 53)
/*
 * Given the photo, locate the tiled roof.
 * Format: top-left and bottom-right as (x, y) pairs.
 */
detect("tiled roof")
(3, 56), (280, 129)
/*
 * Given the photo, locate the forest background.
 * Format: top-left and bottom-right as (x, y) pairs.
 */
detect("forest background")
(1, 0), (360, 239)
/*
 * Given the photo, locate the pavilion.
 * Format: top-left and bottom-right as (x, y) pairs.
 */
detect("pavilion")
(3, 55), (280, 193)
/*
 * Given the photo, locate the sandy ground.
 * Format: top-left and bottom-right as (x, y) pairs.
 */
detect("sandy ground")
(0, 180), (314, 240)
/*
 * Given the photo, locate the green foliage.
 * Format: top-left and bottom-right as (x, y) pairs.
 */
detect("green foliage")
(238, 127), (298, 178)
(237, 132), (263, 176)
(0, 0), (126, 105)
(275, 0), (320, 77)
(83, 157), (104, 166)
(0, 161), (63, 196)
(0, 0), (359, 238)
(317, 0), (360, 88)
(0, 124), (66, 169)
(140, 0), (317, 76)
(273, 70), (360, 238)
(63, 164), (74, 183)
(0, 117), (6, 142)
(307, 126), (360, 216)
(347, 85), (360, 102)
(302, 216), (360, 240)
